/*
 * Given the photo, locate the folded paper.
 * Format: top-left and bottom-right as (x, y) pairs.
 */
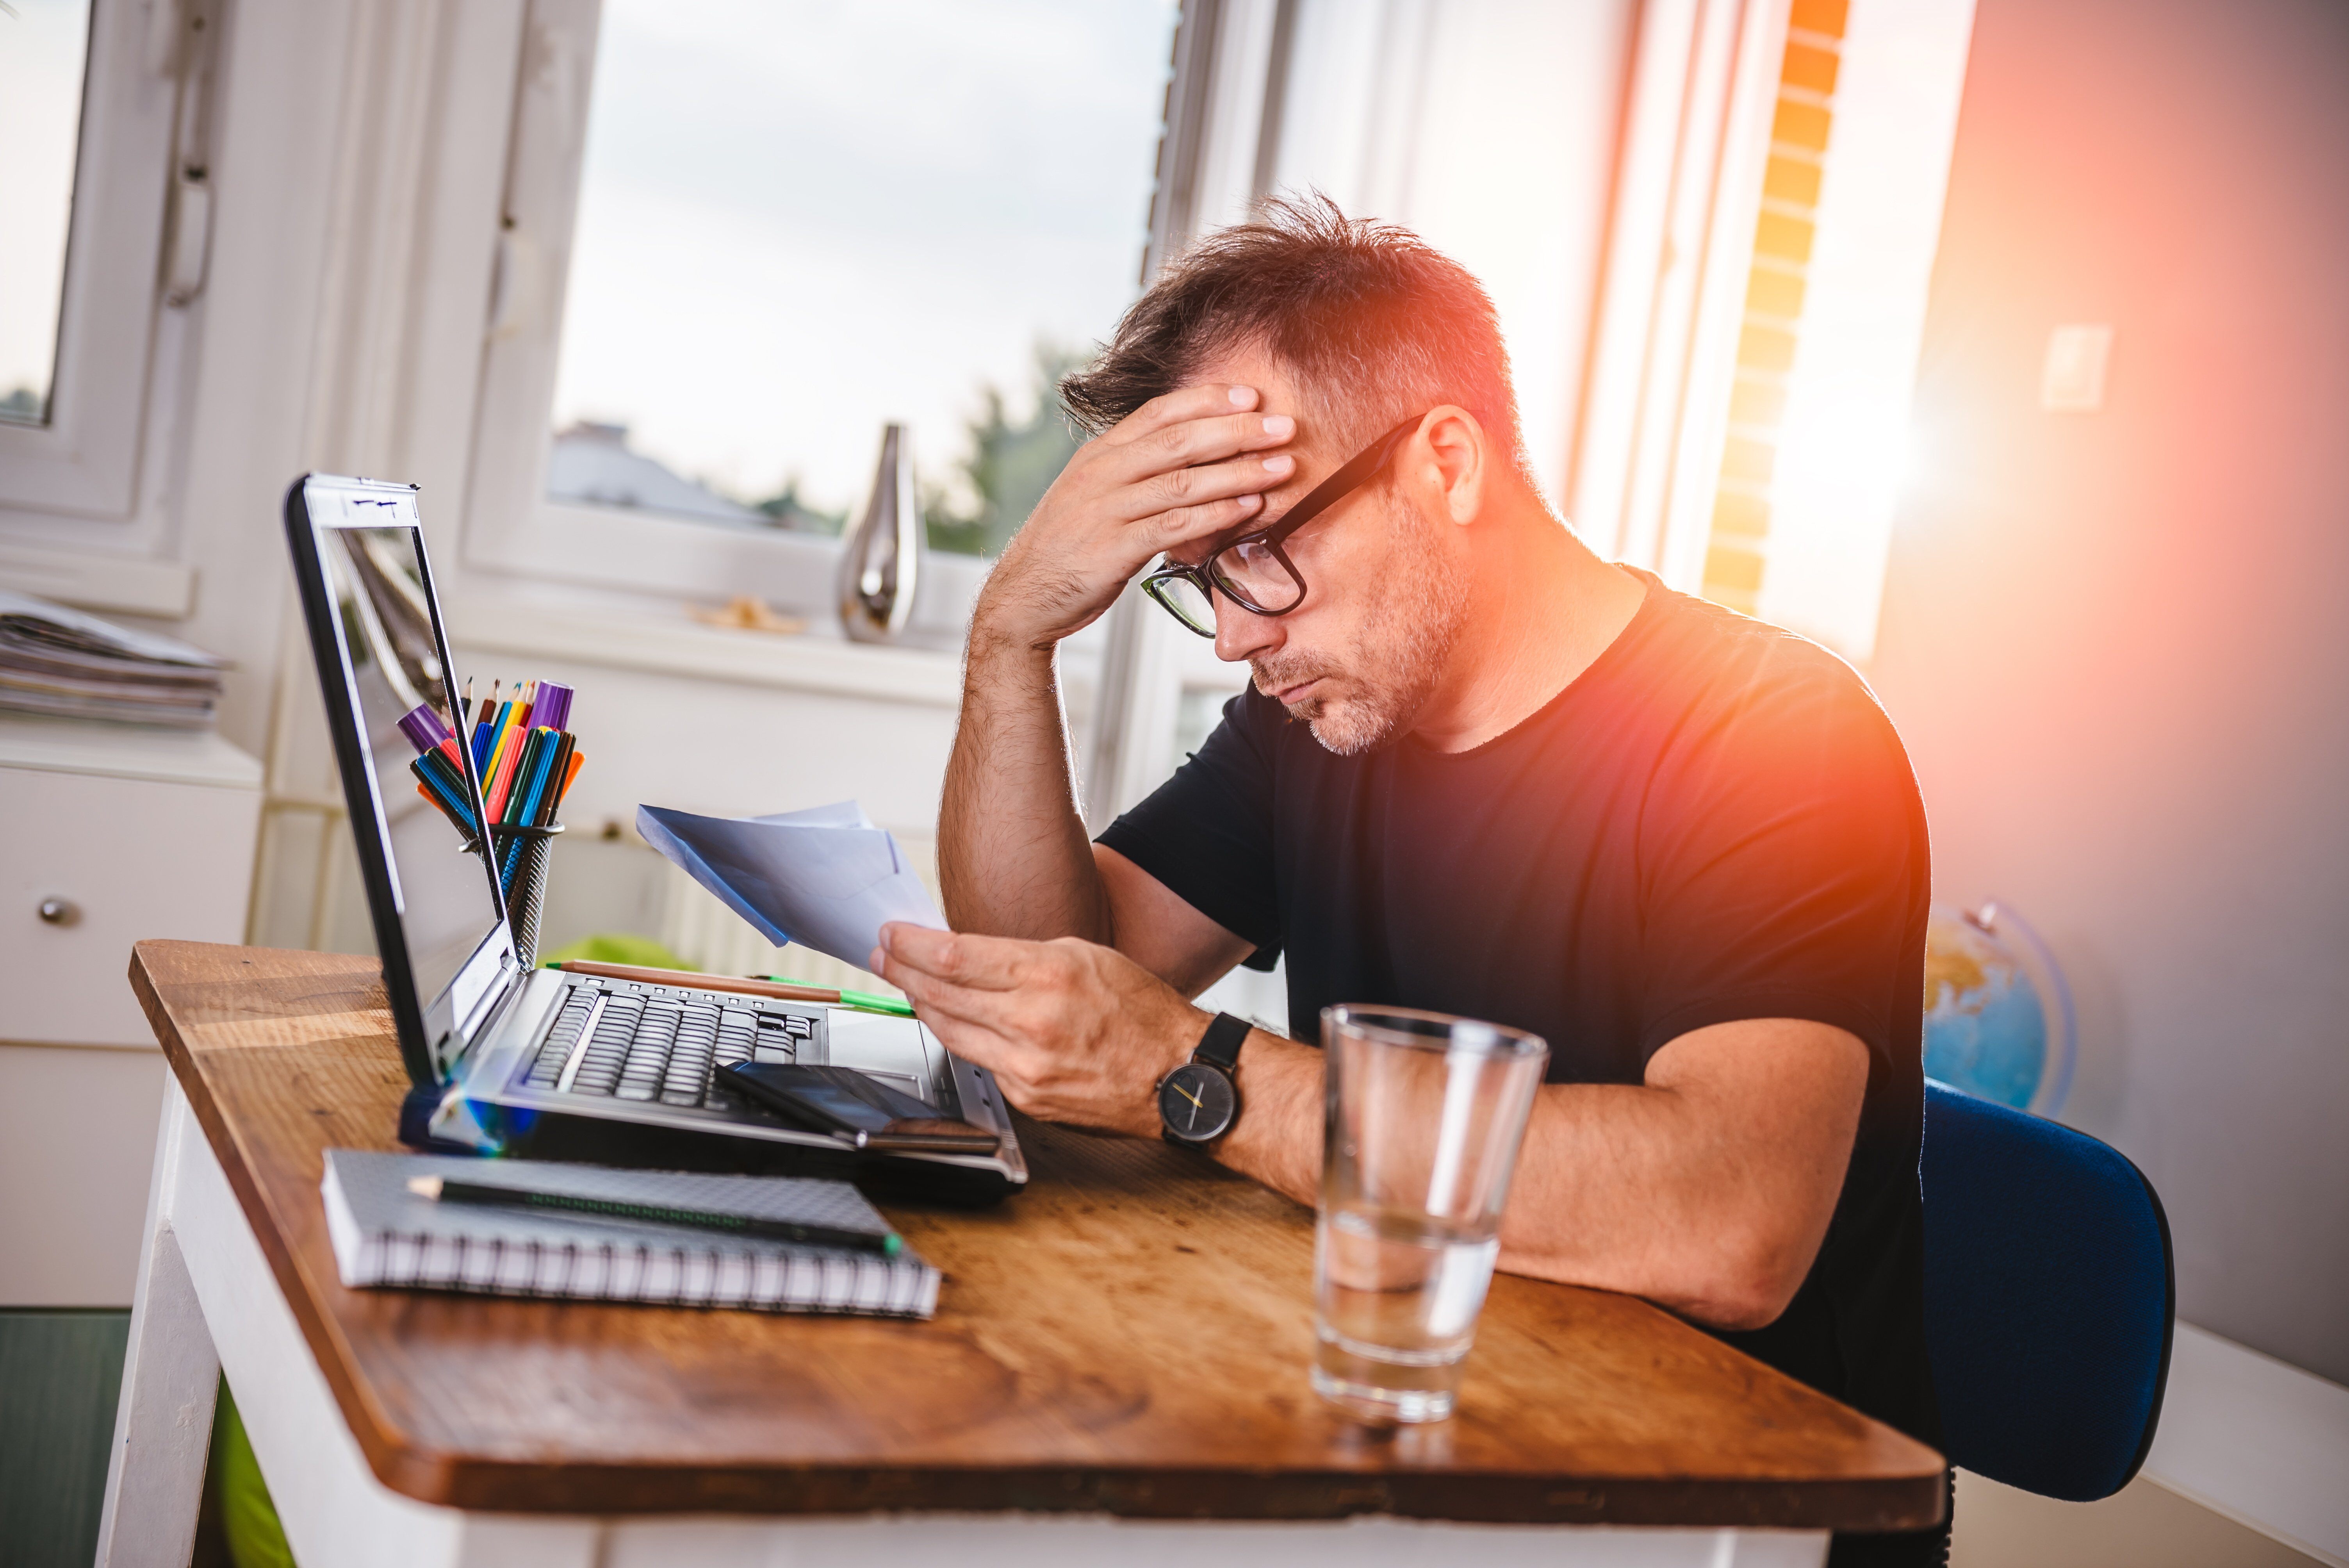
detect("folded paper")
(636, 801), (944, 968)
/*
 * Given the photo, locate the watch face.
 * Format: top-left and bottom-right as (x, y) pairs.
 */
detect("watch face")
(1158, 1061), (1237, 1142)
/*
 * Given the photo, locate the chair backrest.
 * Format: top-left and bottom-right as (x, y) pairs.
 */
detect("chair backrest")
(1920, 1081), (2175, 1501)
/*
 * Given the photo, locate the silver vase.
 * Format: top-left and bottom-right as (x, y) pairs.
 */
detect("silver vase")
(837, 422), (924, 643)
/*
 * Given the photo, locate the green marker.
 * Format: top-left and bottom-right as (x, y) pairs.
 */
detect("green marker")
(763, 978), (915, 1017)
(535, 958), (915, 1017)
(839, 989), (916, 1017)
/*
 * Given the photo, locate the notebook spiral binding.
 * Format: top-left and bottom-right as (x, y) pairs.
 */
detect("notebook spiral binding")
(324, 1151), (942, 1319)
(366, 1230), (928, 1314)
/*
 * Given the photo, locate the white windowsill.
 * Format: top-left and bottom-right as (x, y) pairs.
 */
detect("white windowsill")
(0, 538), (197, 619)
(442, 591), (966, 709)
(0, 713), (262, 789)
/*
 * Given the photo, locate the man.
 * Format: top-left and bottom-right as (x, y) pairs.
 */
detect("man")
(871, 199), (1941, 1561)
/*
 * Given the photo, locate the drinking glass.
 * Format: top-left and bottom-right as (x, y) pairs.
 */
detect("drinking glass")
(1312, 1005), (1549, 1423)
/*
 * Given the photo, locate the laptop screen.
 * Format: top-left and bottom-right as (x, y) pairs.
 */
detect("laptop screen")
(317, 521), (509, 1014)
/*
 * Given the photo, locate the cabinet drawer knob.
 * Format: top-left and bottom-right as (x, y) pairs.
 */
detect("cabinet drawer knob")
(38, 897), (80, 927)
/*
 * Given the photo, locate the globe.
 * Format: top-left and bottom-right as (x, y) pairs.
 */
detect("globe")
(1923, 902), (2076, 1114)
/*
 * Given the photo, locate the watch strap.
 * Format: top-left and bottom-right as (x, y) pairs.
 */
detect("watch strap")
(1194, 1011), (1250, 1074)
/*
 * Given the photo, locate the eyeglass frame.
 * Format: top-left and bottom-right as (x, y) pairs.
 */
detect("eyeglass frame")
(1140, 412), (1427, 637)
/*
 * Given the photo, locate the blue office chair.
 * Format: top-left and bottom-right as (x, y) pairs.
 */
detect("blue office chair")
(1920, 1081), (2176, 1501)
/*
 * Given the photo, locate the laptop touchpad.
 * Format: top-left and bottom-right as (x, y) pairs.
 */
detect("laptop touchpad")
(825, 1010), (935, 1107)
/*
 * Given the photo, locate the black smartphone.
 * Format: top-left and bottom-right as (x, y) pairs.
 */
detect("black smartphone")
(719, 1063), (1002, 1154)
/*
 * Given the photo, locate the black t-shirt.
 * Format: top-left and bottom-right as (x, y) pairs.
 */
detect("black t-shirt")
(1098, 570), (1939, 1447)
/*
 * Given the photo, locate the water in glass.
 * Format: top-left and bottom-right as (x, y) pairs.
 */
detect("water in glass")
(1313, 1205), (1501, 1422)
(1312, 1005), (1547, 1424)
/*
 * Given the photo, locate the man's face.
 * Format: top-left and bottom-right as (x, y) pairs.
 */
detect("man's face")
(1184, 354), (1471, 756)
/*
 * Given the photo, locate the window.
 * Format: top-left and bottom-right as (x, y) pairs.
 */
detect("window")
(1085, 0), (1636, 824)
(1572, 0), (1975, 663)
(1727, 0), (1974, 660)
(465, 0), (1180, 629)
(0, 0), (90, 430)
(0, 0), (196, 563)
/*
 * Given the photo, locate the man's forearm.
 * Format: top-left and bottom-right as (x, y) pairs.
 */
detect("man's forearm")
(931, 380), (1291, 947)
(1212, 1033), (1324, 1204)
(1207, 1042), (1717, 1246)
(1489, 1021), (1864, 1329)
(1208, 1019), (1866, 1334)
(938, 636), (1111, 943)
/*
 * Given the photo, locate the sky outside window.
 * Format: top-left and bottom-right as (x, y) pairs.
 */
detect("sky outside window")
(0, 0), (93, 426)
(549, 0), (1177, 528)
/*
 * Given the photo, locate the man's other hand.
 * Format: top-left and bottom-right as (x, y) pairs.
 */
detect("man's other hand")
(971, 383), (1297, 652)
(870, 922), (1203, 1138)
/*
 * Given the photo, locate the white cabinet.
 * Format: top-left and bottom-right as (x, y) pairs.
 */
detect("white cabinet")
(0, 715), (262, 1304)
(0, 1044), (171, 1305)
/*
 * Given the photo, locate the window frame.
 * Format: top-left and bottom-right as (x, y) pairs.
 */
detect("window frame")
(0, 0), (195, 554)
(1568, 0), (1793, 596)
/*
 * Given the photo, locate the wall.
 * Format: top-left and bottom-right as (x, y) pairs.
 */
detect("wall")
(1868, 0), (2349, 1382)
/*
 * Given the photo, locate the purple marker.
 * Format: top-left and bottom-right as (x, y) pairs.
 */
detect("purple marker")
(397, 702), (452, 756)
(533, 682), (574, 733)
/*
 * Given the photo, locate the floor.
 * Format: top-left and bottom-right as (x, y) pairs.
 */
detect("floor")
(1950, 1469), (2325, 1568)
(0, 1309), (132, 1568)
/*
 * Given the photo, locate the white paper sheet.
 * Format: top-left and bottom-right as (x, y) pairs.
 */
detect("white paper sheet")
(636, 802), (943, 968)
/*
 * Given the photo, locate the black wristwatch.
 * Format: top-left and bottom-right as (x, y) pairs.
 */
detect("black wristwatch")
(1158, 1012), (1249, 1145)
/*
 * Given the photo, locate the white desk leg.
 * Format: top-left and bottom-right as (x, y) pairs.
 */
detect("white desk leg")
(146, 1069), (604, 1568)
(94, 1079), (221, 1568)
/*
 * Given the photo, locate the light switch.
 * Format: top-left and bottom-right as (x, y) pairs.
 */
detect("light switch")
(2041, 324), (2113, 412)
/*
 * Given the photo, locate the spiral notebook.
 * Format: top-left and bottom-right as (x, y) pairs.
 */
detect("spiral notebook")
(321, 1150), (939, 1318)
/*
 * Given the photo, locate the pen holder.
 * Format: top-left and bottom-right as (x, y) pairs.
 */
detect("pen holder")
(481, 821), (564, 969)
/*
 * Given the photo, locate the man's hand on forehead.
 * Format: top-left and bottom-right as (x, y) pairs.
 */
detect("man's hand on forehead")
(968, 380), (1299, 651)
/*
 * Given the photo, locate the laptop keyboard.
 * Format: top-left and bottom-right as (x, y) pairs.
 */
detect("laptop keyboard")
(518, 985), (813, 1110)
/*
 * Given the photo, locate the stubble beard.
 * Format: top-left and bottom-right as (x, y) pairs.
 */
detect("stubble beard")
(1250, 494), (1472, 757)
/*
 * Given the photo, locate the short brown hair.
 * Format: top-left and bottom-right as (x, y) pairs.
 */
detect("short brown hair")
(1060, 194), (1525, 472)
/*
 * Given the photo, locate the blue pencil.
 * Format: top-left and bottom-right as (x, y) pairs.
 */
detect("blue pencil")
(498, 731), (561, 891)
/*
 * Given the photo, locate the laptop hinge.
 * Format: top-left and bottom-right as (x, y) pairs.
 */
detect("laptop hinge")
(444, 959), (526, 1078)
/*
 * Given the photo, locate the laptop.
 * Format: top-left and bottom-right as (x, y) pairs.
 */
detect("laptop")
(282, 473), (1026, 1204)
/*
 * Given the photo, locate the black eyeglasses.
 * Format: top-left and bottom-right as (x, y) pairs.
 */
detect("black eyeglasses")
(1141, 413), (1425, 637)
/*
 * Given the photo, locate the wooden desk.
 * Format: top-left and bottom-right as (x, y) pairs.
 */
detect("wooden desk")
(98, 942), (1943, 1566)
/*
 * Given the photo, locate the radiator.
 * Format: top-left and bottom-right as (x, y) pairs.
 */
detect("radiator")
(649, 832), (939, 1001)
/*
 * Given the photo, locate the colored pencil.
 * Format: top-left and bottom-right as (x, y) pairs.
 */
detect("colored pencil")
(410, 755), (477, 836)
(483, 697), (532, 818)
(471, 679), (500, 771)
(497, 741), (536, 884)
(517, 731), (567, 829)
(422, 677), (583, 888)
(516, 730), (556, 823)
(487, 723), (531, 823)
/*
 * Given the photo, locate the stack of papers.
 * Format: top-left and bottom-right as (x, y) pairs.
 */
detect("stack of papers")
(636, 799), (945, 968)
(0, 590), (226, 728)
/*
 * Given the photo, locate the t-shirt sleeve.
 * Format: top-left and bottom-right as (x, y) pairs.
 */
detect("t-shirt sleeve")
(1096, 691), (1283, 952)
(1634, 649), (1928, 1065)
